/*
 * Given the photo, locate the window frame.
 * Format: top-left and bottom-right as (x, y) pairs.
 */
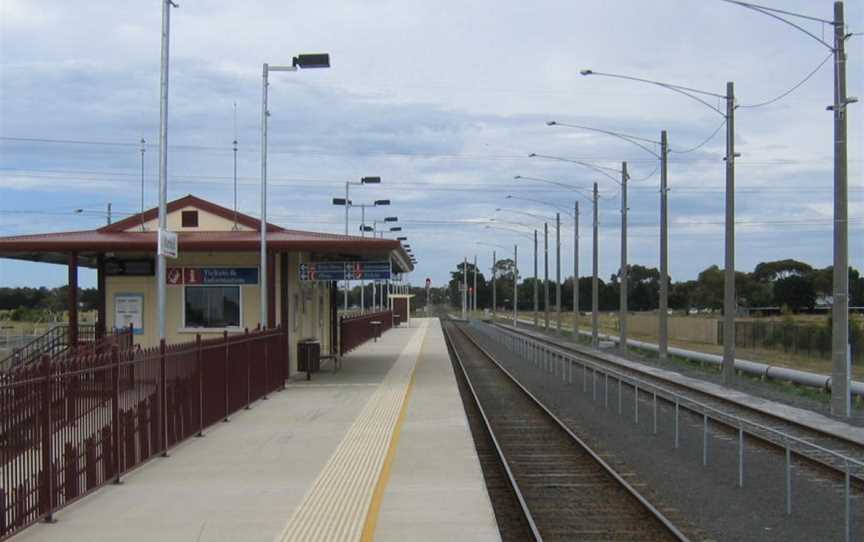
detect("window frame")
(181, 284), (243, 332)
(181, 210), (199, 228)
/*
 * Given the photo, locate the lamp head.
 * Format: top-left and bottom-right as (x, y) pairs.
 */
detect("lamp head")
(546, 121), (557, 126)
(374, 199), (390, 206)
(293, 53), (330, 69)
(579, 69), (593, 76)
(332, 198), (347, 206)
(361, 176), (381, 184)
(528, 153), (536, 158)
(389, 227), (402, 232)
(397, 236), (407, 241)
(384, 216), (398, 222)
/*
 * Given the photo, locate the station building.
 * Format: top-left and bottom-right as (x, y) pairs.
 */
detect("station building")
(0, 194), (412, 373)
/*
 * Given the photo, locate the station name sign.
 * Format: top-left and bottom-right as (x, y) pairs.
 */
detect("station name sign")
(299, 261), (391, 281)
(167, 267), (258, 285)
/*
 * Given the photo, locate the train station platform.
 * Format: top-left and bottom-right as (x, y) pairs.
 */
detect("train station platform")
(12, 318), (499, 542)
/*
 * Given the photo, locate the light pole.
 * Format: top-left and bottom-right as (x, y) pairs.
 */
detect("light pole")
(720, 0), (857, 418)
(260, 53), (330, 328)
(580, 69), (735, 381)
(547, 121), (670, 357)
(528, 154), (630, 354)
(592, 183), (599, 347)
(355, 199), (390, 312)
(333, 176), (380, 311)
(156, 0), (178, 345)
(139, 138), (146, 231)
(477, 241), (508, 321)
(484, 224), (533, 327)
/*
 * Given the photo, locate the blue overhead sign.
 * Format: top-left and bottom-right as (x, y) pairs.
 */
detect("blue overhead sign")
(300, 261), (391, 281)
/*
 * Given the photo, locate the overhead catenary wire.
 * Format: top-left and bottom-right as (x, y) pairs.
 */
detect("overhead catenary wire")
(738, 51), (834, 109)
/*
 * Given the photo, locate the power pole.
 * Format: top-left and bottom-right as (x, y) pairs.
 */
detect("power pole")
(473, 254), (478, 314)
(106, 203), (112, 225)
(156, 0), (176, 343)
(659, 130), (669, 360)
(619, 162), (628, 355)
(513, 244), (518, 327)
(556, 212), (562, 335)
(573, 200), (579, 338)
(831, 0), (850, 417)
(533, 229), (539, 326)
(462, 256), (467, 320)
(592, 183), (599, 348)
(492, 250), (497, 320)
(722, 82), (737, 385)
(544, 222), (550, 329)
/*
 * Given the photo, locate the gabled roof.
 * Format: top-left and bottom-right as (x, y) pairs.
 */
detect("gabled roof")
(0, 195), (413, 273)
(100, 194), (286, 233)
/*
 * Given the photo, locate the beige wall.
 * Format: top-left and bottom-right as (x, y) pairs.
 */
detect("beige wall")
(628, 314), (719, 344)
(139, 206), (254, 232)
(106, 251), (333, 373)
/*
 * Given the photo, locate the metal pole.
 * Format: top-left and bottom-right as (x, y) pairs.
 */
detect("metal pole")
(556, 212), (562, 335)
(473, 254), (478, 313)
(361, 205), (365, 312)
(462, 256), (467, 320)
(659, 130), (669, 360)
(140, 138), (146, 231)
(232, 137), (239, 231)
(344, 181), (349, 312)
(592, 183), (599, 348)
(260, 63), (269, 329)
(106, 203), (111, 225)
(831, 0), (850, 417)
(544, 222), (549, 329)
(492, 250), (497, 320)
(619, 162), (628, 355)
(574, 200), (579, 338)
(513, 244), (518, 327)
(722, 81), (736, 384)
(156, 0), (175, 342)
(533, 230), (539, 326)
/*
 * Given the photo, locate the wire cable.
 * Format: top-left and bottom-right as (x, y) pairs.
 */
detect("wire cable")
(738, 51), (833, 109)
(670, 119), (727, 154)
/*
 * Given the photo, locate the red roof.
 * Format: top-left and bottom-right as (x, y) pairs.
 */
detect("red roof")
(0, 196), (413, 272)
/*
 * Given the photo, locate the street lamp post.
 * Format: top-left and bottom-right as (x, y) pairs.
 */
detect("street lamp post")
(544, 222), (550, 329)
(333, 176), (380, 311)
(261, 53), (330, 328)
(580, 69), (735, 382)
(547, 121), (669, 357)
(556, 211), (562, 336)
(592, 183), (599, 347)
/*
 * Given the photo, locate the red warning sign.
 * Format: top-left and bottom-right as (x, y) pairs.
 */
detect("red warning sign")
(167, 267), (183, 285)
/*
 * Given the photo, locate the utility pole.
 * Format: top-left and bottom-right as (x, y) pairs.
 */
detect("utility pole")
(544, 222), (550, 329)
(462, 256), (467, 320)
(473, 254), (478, 314)
(492, 250), (497, 320)
(260, 63), (270, 329)
(619, 162), (628, 356)
(659, 130), (669, 360)
(513, 244), (518, 327)
(573, 200), (579, 338)
(722, 82), (736, 385)
(556, 212), (562, 335)
(156, 0), (176, 343)
(232, 136), (239, 231)
(592, 183), (599, 348)
(533, 230), (539, 326)
(139, 138), (146, 231)
(831, 0), (850, 417)
(106, 203), (112, 225)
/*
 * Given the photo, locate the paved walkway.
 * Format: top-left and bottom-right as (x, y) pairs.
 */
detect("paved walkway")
(13, 318), (498, 542)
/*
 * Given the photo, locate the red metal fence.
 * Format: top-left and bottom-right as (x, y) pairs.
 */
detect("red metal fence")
(0, 327), (286, 540)
(339, 311), (393, 355)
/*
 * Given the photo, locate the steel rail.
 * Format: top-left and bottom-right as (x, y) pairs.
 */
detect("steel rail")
(441, 320), (543, 541)
(488, 321), (864, 478)
(444, 319), (689, 541)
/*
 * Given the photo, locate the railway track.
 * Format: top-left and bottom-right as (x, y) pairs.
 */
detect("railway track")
(485, 320), (864, 481)
(441, 319), (687, 541)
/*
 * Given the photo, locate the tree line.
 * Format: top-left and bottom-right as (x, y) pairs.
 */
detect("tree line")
(447, 258), (864, 313)
(0, 287), (100, 321)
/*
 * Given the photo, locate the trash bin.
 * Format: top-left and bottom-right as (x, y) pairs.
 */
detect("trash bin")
(298, 339), (321, 373)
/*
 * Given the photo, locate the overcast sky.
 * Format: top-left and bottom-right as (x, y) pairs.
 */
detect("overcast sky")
(0, 0), (861, 289)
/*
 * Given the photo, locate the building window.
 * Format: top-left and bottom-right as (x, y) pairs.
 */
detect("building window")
(181, 210), (199, 228)
(185, 286), (240, 328)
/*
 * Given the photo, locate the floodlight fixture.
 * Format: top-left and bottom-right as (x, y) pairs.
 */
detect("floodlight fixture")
(389, 227), (402, 232)
(397, 236), (408, 241)
(332, 198), (347, 205)
(374, 199), (391, 206)
(384, 216), (398, 222)
(361, 176), (381, 184)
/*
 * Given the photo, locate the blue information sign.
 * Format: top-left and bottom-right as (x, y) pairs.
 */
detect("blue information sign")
(300, 261), (391, 281)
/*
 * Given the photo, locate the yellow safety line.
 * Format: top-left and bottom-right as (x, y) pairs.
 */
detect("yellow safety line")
(359, 325), (430, 541)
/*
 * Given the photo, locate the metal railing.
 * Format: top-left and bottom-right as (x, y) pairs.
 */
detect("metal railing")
(0, 326), (286, 540)
(471, 321), (861, 540)
(0, 325), (131, 372)
(339, 311), (393, 355)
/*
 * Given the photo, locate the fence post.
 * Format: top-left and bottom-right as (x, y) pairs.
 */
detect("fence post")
(196, 334), (203, 437)
(263, 334), (270, 400)
(40, 354), (55, 522)
(245, 328), (251, 410)
(111, 345), (122, 483)
(223, 330), (229, 422)
(160, 339), (168, 457)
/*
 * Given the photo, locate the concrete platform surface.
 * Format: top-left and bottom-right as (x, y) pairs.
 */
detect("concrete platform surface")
(12, 317), (497, 542)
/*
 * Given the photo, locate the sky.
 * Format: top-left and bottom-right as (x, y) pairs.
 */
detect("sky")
(0, 0), (861, 289)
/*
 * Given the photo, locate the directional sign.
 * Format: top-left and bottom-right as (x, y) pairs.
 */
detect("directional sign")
(299, 261), (392, 281)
